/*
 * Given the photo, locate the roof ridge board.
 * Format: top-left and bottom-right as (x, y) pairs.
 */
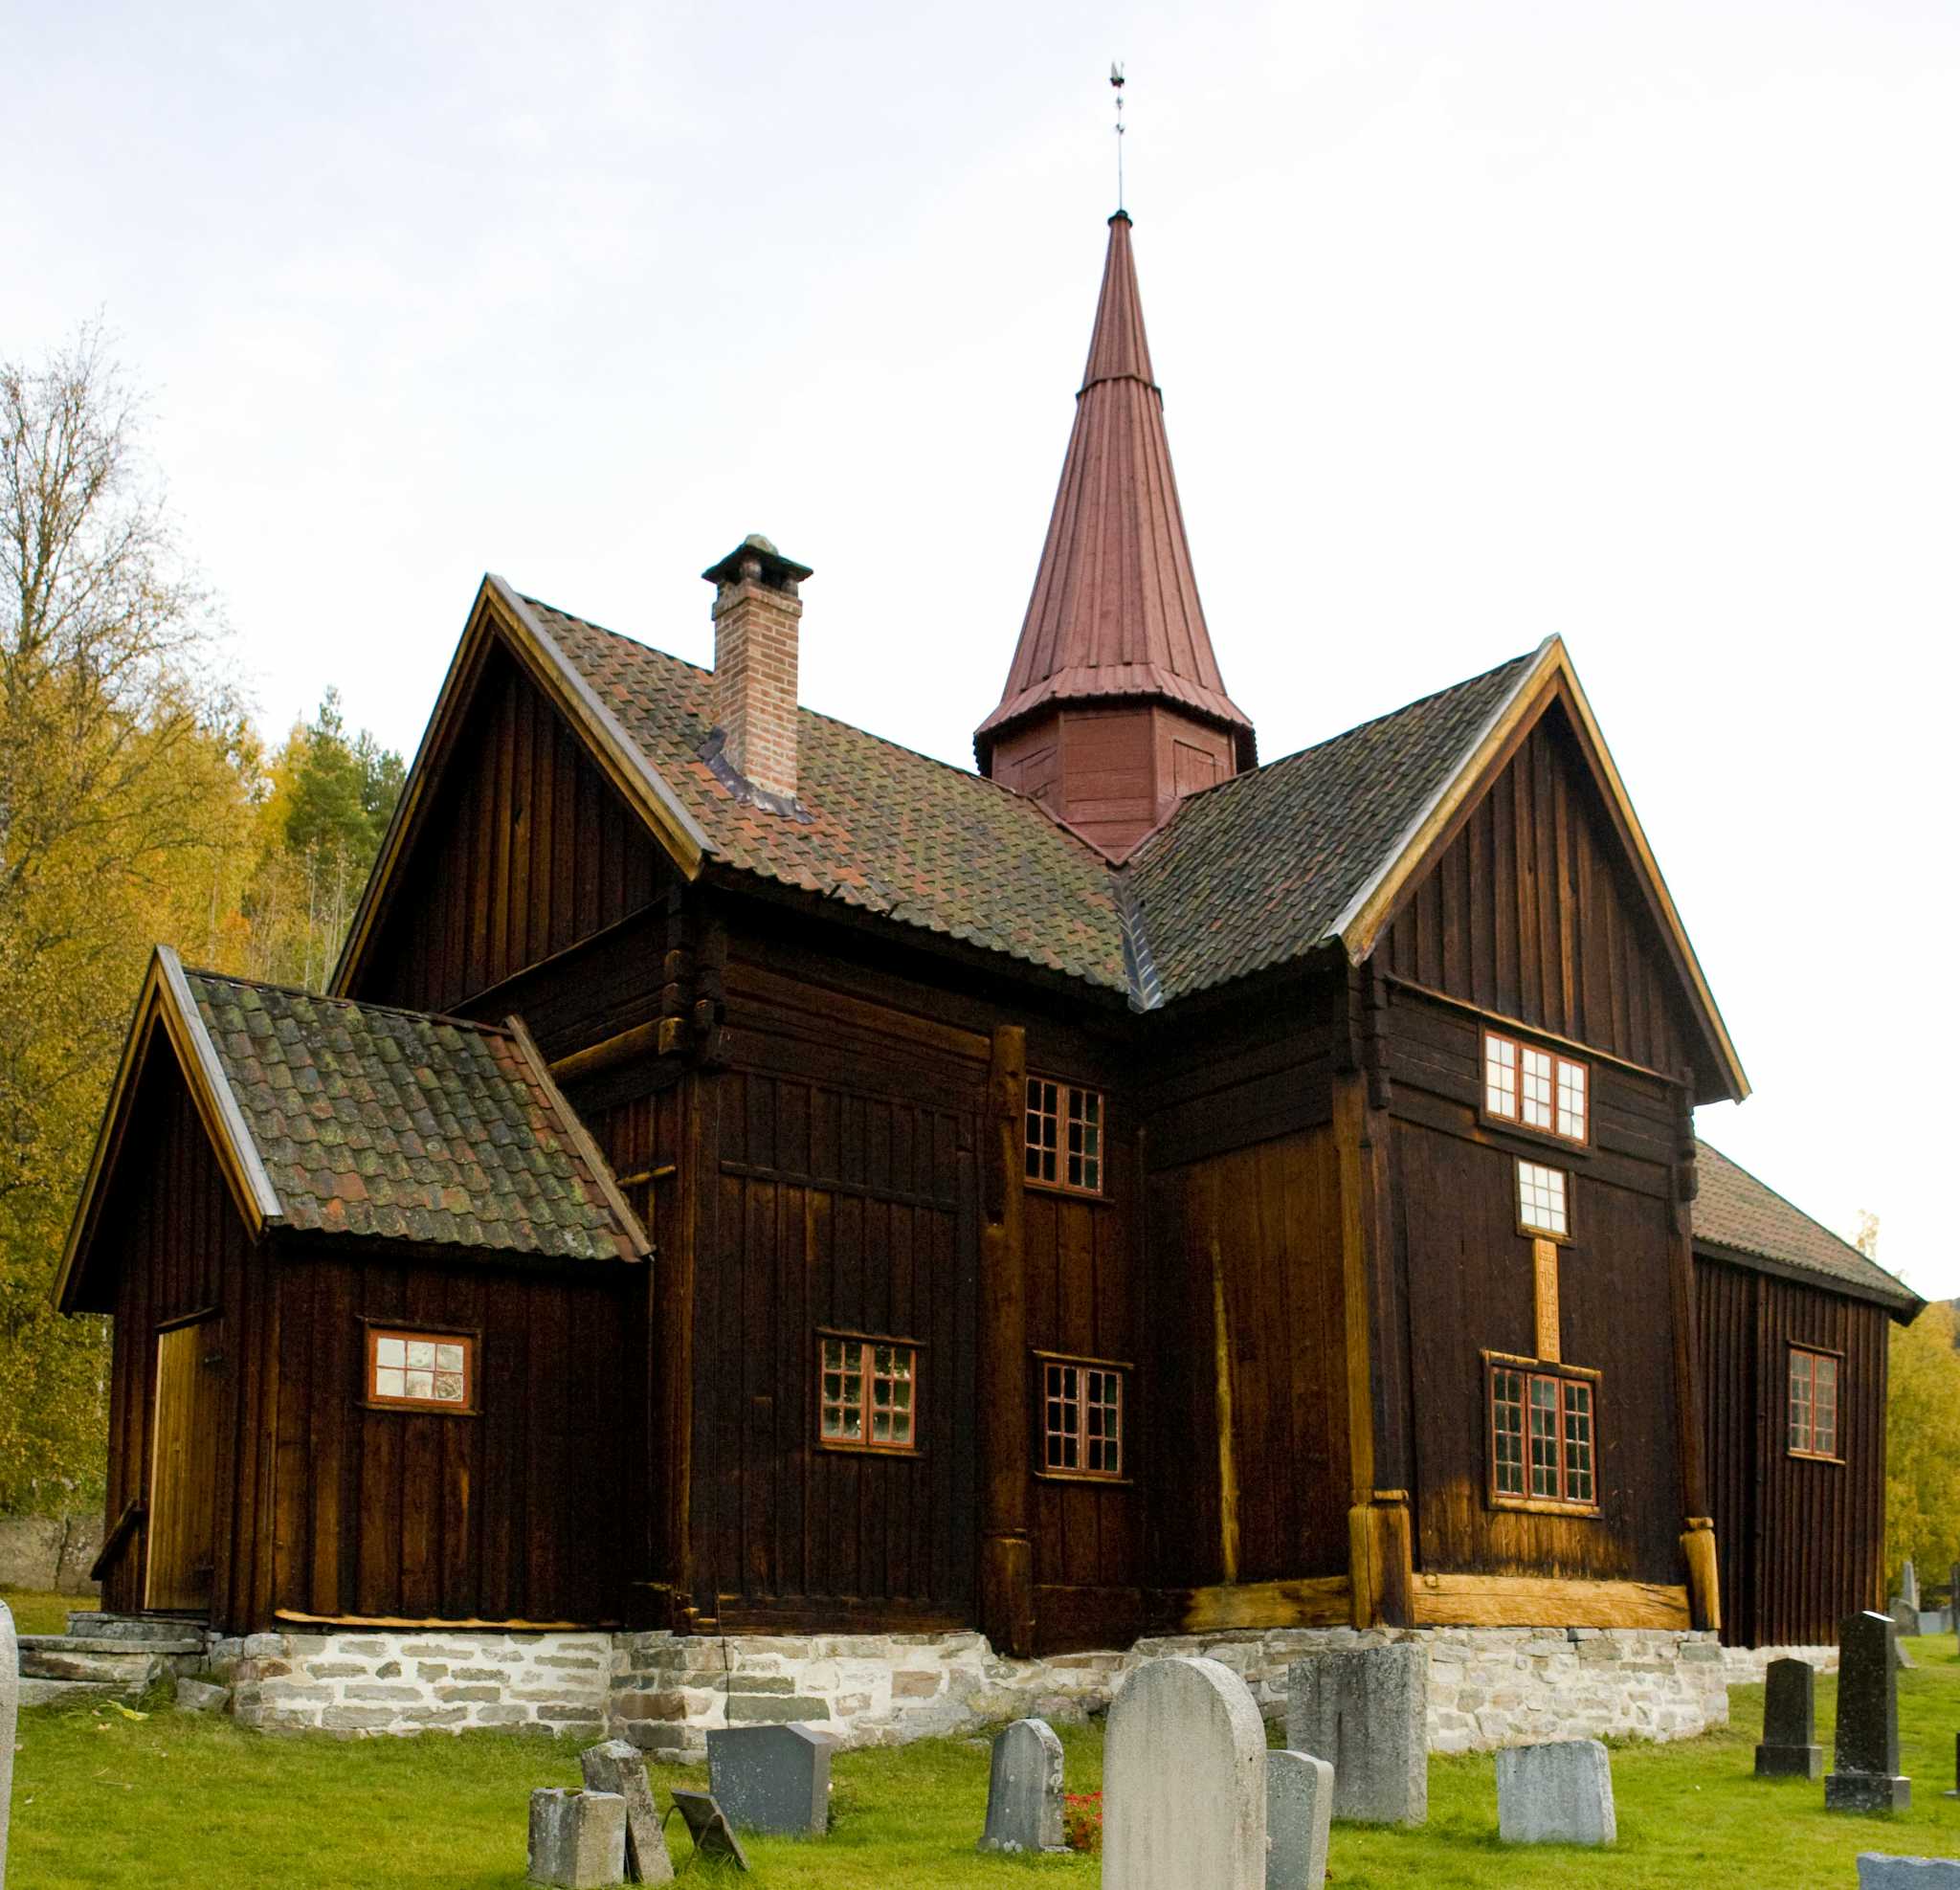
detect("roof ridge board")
(180, 967), (506, 1037)
(1696, 1136), (1917, 1296)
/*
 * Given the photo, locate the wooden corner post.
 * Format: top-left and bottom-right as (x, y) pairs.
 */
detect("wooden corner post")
(1669, 1080), (1720, 1634)
(979, 1025), (1035, 1657)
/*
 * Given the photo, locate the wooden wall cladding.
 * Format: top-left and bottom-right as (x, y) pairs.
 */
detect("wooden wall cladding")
(1384, 708), (1692, 1081)
(100, 1056), (262, 1622)
(1384, 988), (1687, 1589)
(267, 1251), (630, 1628)
(694, 1063), (982, 1628)
(1695, 1256), (1889, 1647)
(1144, 1126), (1351, 1592)
(358, 642), (668, 1014)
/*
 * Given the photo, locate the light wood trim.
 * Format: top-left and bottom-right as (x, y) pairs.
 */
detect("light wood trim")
(1534, 1237), (1561, 1363)
(1681, 1520), (1722, 1633)
(1332, 1075), (1379, 1626)
(1169, 1576), (1352, 1634)
(504, 1014), (652, 1258)
(1412, 1574), (1692, 1630)
(275, 1609), (617, 1631)
(1210, 1245), (1240, 1584)
(548, 1021), (666, 1087)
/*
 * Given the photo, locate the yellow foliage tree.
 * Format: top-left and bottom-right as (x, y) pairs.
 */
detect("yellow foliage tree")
(1884, 1297), (1960, 1597)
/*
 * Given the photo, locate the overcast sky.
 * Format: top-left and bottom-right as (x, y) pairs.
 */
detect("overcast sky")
(8, 1), (1956, 1295)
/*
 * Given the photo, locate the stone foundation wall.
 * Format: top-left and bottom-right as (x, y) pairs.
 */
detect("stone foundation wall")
(151, 1618), (1730, 1751)
(210, 1629), (612, 1737)
(1720, 1643), (1840, 1684)
(609, 1623), (1729, 1763)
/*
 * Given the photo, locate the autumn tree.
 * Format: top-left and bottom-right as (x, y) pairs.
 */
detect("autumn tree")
(1885, 1293), (1960, 1596)
(0, 322), (247, 1509)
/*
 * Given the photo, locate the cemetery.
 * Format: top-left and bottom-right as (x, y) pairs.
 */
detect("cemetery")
(8, 1598), (1960, 1885)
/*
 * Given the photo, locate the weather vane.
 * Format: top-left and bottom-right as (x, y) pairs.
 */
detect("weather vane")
(1110, 62), (1125, 211)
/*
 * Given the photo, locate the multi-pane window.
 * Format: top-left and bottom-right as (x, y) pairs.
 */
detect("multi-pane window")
(1026, 1078), (1103, 1195)
(818, 1336), (918, 1453)
(1789, 1347), (1840, 1459)
(368, 1328), (473, 1411)
(1484, 1031), (1588, 1143)
(1040, 1358), (1125, 1479)
(1490, 1360), (1597, 1508)
(1517, 1160), (1570, 1239)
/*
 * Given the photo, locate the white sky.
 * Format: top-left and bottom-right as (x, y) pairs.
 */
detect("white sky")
(8, 1), (1957, 1296)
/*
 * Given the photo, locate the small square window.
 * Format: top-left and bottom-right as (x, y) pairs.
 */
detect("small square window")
(1517, 1160), (1570, 1238)
(818, 1335), (919, 1454)
(1027, 1078), (1104, 1196)
(368, 1327), (474, 1411)
(1789, 1347), (1840, 1459)
(1040, 1357), (1126, 1479)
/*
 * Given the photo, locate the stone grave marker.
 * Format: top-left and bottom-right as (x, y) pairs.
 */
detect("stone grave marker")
(1826, 1611), (1910, 1812)
(1858, 1857), (1960, 1888)
(706, 1723), (835, 1835)
(976, 1717), (1066, 1854)
(1891, 1597), (1921, 1643)
(1946, 1734), (1960, 1802)
(1754, 1657), (1824, 1779)
(581, 1738), (675, 1882)
(2, 1598), (15, 1889)
(1951, 1564), (1959, 1649)
(528, 1788), (627, 1890)
(1104, 1656), (1266, 1890)
(1900, 1560), (1922, 1611)
(1495, 1740), (1617, 1846)
(667, 1791), (750, 1871)
(1265, 1749), (1333, 1890)
(1286, 1642), (1428, 1824)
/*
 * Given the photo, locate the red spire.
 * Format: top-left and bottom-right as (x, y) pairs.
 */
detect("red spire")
(976, 212), (1254, 812)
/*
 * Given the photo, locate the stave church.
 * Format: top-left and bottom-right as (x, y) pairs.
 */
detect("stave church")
(54, 205), (1921, 1748)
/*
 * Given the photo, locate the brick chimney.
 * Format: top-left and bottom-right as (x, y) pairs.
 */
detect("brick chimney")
(702, 533), (813, 801)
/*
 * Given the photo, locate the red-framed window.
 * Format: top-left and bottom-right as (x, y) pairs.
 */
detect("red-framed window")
(1039, 1357), (1126, 1480)
(367, 1327), (475, 1412)
(1788, 1346), (1840, 1460)
(1026, 1078), (1104, 1195)
(1484, 1031), (1588, 1143)
(1489, 1358), (1598, 1510)
(818, 1334), (919, 1454)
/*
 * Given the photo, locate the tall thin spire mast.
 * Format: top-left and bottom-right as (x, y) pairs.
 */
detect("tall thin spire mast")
(1110, 62), (1125, 211)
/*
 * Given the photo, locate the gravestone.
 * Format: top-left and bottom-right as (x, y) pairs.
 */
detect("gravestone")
(977, 1717), (1066, 1854)
(1858, 1858), (1960, 1888)
(2, 1599), (15, 1889)
(1944, 1733), (1959, 1802)
(1104, 1657), (1266, 1890)
(1265, 1750), (1333, 1890)
(1496, 1740), (1616, 1846)
(1900, 1560), (1921, 1611)
(1826, 1611), (1910, 1812)
(1951, 1564), (1959, 1649)
(1754, 1657), (1824, 1779)
(666, 1792), (750, 1871)
(1286, 1642), (1428, 1824)
(528, 1788), (627, 1890)
(1892, 1597), (1921, 1643)
(580, 1739), (675, 1883)
(706, 1723), (835, 1835)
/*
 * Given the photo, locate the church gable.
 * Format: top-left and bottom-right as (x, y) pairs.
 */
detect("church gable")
(1381, 688), (1716, 1088)
(346, 631), (672, 1015)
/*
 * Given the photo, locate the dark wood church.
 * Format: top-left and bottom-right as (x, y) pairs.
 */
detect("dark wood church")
(59, 210), (1912, 1663)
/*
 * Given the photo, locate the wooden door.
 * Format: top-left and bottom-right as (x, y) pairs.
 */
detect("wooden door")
(145, 1320), (222, 1612)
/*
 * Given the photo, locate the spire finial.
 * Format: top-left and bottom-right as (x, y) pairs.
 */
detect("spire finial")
(1109, 61), (1125, 212)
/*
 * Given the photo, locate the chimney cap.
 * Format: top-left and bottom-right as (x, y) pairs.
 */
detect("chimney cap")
(702, 533), (813, 589)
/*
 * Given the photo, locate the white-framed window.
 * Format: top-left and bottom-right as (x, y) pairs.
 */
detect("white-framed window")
(1026, 1078), (1104, 1195)
(368, 1327), (474, 1411)
(1517, 1160), (1570, 1239)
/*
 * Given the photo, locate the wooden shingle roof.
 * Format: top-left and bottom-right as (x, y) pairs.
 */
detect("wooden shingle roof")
(1693, 1140), (1920, 1318)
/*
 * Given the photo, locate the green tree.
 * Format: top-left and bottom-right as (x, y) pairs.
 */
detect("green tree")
(1885, 1294), (1960, 1596)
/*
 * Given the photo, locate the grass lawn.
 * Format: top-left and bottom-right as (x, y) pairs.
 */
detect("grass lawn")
(1, 1591), (96, 1637)
(6, 1637), (1959, 1886)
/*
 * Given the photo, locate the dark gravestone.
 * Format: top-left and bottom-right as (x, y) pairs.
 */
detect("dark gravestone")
(977, 1717), (1067, 1854)
(1945, 1733), (1960, 1802)
(1826, 1611), (1910, 1812)
(706, 1723), (835, 1836)
(1755, 1658), (1824, 1780)
(665, 1792), (750, 1871)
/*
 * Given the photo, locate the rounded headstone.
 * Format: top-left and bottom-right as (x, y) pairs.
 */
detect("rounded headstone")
(1104, 1656), (1266, 1890)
